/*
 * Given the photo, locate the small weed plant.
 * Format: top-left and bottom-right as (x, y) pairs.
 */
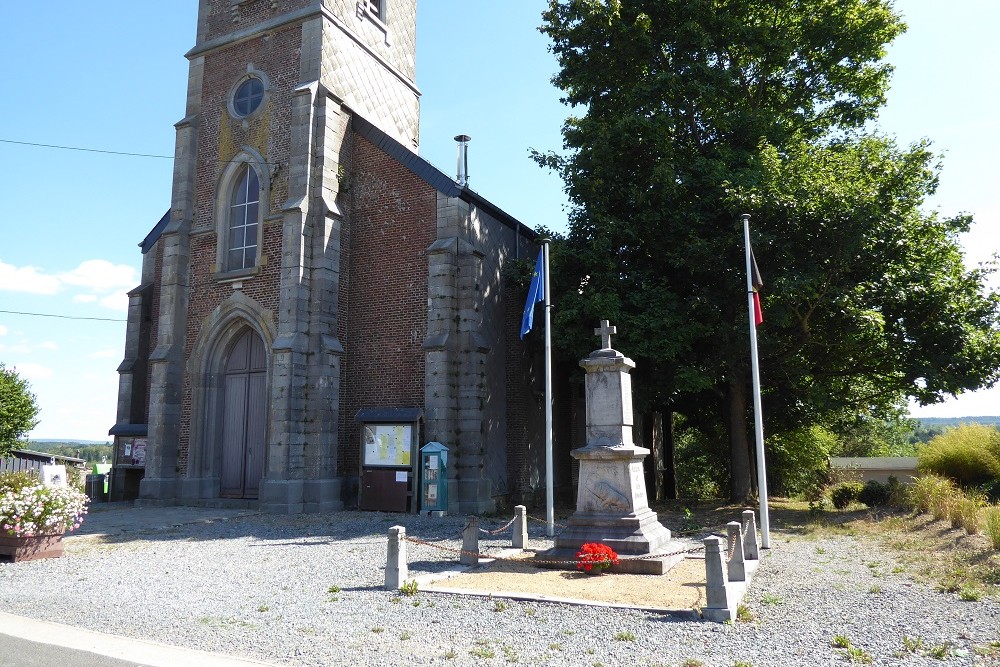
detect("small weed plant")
(400, 579), (419, 596)
(470, 641), (495, 659)
(736, 604), (754, 623)
(985, 507), (1000, 549)
(614, 631), (637, 641)
(832, 635), (852, 649)
(928, 642), (952, 659)
(846, 646), (873, 664)
(958, 585), (982, 601)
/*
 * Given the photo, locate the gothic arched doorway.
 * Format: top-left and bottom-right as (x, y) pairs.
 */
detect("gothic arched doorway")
(220, 328), (267, 498)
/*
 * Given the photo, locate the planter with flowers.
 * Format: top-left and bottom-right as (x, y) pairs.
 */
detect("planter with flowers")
(575, 542), (620, 575)
(0, 471), (89, 562)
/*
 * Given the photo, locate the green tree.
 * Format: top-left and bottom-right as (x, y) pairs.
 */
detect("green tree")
(0, 364), (40, 457)
(538, 1), (1000, 500)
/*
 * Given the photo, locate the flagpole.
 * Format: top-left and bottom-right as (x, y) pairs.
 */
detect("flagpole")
(742, 214), (771, 549)
(542, 239), (555, 537)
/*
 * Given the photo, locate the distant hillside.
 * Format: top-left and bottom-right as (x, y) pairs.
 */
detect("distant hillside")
(911, 416), (1000, 427)
(30, 439), (111, 446)
(26, 441), (114, 465)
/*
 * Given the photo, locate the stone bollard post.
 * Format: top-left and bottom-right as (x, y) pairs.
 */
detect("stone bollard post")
(702, 535), (733, 621)
(742, 510), (759, 560)
(461, 515), (480, 566)
(512, 505), (528, 550)
(385, 525), (408, 590)
(726, 521), (746, 582)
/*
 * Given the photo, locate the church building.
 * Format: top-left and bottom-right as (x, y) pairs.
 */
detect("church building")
(109, 0), (548, 514)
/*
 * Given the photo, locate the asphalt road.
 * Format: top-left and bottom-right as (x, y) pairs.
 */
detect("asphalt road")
(0, 633), (143, 667)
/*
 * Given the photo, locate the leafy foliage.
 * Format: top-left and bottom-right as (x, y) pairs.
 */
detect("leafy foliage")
(0, 364), (39, 458)
(538, 1), (1000, 500)
(831, 482), (864, 510)
(918, 424), (1000, 486)
(858, 480), (891, 508)
(765, 425), (835, 497)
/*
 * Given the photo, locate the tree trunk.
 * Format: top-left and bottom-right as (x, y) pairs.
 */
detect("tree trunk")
(660, 410), (677, 500)
(727, 378), (752, 503)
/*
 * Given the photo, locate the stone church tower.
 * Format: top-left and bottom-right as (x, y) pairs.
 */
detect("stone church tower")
(110, 0), (548, 515)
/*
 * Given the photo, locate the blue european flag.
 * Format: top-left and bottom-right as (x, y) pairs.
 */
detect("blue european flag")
(520, 249), (545, 339)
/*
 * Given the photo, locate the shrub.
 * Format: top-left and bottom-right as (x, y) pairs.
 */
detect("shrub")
(765, 425), (836, 498)
(929, 479), (960, 523)
(831, 482), (864, 509)
(910, 475), (954, 514)
(954, 493), (985, 536)
(986, 507), (1000, 550)
(858, 480), (890, 508)
(918, 424), (1000, 486)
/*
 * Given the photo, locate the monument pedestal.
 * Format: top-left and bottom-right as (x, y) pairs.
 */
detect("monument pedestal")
(536, 322), (684, 575)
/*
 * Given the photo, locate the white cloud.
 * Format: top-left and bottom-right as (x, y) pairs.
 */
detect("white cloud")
(0, 260), (61, 294)
(59, 260), (136, 292)
(88, 348), (120, 359)
(99, 292), (129, 312)
(9, 362), (53, 381)
(73, 294), (98, 303)
(37, 341), (58, 351)
(0, 325), (7, 336)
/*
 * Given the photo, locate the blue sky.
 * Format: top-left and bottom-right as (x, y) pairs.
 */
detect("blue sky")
(0, 1), (996, 441)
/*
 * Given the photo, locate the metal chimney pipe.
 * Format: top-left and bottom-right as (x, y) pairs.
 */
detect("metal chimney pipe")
(454, 134), (471, 187)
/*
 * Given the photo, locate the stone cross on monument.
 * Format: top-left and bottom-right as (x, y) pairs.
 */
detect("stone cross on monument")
(595, 319), (616, 349)
(536, 320), (682, 575)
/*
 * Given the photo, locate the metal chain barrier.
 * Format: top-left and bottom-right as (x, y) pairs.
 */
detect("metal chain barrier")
(400, 533), (704, 567)
(526, 514), (567, 530)
(479, 515), (517, 535)
(673, 522), (731, 537)
(726, 530), (738, 563)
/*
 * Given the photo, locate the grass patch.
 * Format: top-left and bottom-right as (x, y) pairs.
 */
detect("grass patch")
(736, 604), (754, 623)
(613, 631), (636, 641)
(760, 593), (782, 605)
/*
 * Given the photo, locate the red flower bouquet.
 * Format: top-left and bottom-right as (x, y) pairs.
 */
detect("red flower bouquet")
(575, 542), (619, 574)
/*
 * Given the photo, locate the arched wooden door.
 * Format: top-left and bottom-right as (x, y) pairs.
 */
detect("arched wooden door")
(220, 329), (267, 499)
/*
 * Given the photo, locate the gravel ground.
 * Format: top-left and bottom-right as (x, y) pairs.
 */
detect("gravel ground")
(1, 508), (998, 667)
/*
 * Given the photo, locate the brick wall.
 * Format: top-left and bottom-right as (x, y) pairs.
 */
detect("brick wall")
(174, 27), (300, 472)
(338, 133), (436, 483)
(202, 0), (312, 43)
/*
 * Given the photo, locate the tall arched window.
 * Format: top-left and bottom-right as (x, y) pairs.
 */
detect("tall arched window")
(227, 165), (260, 272)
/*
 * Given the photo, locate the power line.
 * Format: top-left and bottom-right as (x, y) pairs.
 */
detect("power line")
(0, 138), (172, 160)
(0, 138), (282, 167)
(0, 309), (126, 323)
